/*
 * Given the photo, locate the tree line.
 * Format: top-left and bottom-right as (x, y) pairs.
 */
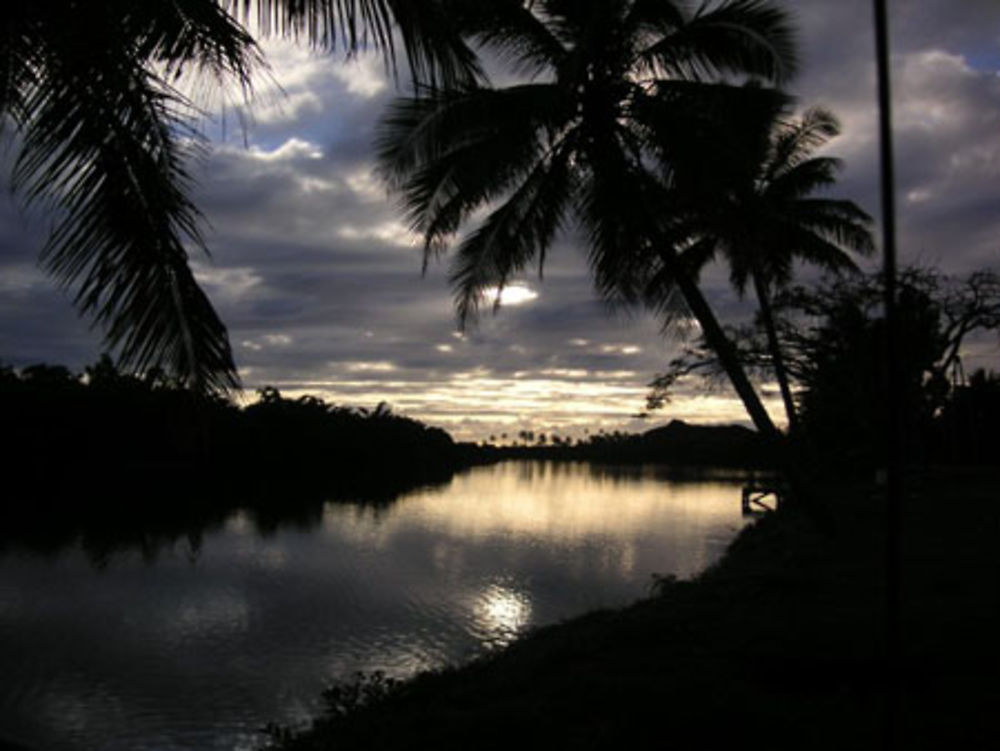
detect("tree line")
(1, 356), (460, 509)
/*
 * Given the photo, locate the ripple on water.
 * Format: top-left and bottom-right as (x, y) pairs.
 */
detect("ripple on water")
(0, 462), (749, 751)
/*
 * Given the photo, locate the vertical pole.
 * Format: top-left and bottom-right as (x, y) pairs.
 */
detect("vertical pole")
(873, 1), (902, 748)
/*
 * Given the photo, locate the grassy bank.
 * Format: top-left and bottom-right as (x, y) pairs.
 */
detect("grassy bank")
(271, 468), (998, 750)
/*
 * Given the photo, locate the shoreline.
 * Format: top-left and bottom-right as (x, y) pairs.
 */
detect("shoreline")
(271, 467), (999, 750)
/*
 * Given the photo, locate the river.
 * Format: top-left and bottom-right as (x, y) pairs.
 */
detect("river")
(0, 461), (754, 750)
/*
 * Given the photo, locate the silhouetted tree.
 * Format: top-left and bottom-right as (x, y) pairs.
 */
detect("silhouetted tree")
(644, 106), (873, 429)
(933, 369), (1000, 465)
(646, 267), (1000, 471)
(377, 0), (797, 440)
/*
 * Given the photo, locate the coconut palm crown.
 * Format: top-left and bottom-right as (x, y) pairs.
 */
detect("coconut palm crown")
(377, 0), (798, 436)
(644, 105), (875, 428)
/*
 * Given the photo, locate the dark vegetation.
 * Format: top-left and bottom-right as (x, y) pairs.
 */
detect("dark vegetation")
(473, 420), (775, 469)
(647, 267), (1000, 475)
(267, 468), (1000, 751)
(0, 356), (459, 558)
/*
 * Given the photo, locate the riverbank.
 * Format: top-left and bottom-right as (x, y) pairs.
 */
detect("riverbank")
(272, 467), (999, 750)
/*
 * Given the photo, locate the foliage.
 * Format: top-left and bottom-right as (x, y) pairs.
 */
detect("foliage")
(931, 369), (1000, 465)
(470, 420), (775, 469)
(262, 671), (404, 748)
(0, 356), (459, 510)
(640, 106), (874, 427)
(646, 267), (1000, 470)
(1, 1), (479, 392)
(2, 1), (263, 391)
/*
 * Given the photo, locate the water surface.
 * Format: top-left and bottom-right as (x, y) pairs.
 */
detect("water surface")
(0, 461), (751, 750)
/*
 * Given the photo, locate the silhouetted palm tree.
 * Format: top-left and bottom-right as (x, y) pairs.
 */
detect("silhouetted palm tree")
(1, 1), (477, 392)
(377, 0), (797, 437)
(650, 107), (874, 429)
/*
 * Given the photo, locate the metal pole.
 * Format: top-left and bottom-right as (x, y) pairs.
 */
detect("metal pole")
(873, 1), (902, 748)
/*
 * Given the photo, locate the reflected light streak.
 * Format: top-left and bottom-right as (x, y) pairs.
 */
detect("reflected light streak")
(330, 465), (746, 551)
(475, 583), (531, 648)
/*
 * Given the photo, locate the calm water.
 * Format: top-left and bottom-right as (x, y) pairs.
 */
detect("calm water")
(0, 462), (751, 751)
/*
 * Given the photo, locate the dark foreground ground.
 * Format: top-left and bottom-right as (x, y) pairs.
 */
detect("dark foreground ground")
(271, 467), (999, 751)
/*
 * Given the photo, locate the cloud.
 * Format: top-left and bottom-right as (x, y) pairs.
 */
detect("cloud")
(330, 55), (389, 98)
(1, 5), (998, 439)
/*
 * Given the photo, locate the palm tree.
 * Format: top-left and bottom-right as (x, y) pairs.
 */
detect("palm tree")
(1, 1), (477, 392)
(649, 106), (874, 430)
(377, 0), (797, 438)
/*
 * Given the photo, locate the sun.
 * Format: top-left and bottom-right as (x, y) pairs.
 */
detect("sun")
(481, 283), (539, 307)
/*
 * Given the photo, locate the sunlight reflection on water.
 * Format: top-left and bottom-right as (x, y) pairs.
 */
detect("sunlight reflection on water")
(473, 580), (533, 649)
(0, 461), (752, 751)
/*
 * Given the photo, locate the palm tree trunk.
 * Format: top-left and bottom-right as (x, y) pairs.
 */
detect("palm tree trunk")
(874, 0), (903, 745)
(752, 271), (798, 432)
(668, 257), (781, 441)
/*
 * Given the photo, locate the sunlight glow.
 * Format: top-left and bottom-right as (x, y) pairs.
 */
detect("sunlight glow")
(246, 137), (323, 161)
(190, 265), (262, 301)
(481, 283), (539, 307)
(600, 344), (642, 355)
(330, 54), (387, 98)
(475, 583), (531, 648)
(343, 361), (398, 373)
(337, 221), (418, 247)
(268, 375), (787, 441)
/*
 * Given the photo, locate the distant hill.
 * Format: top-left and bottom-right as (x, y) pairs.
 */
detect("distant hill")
(636, 420), (773, 466)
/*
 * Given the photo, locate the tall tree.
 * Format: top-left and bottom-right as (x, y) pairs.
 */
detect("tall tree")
(648, 106), (874, 429)
(1, 1), (478, 392)
(377, 0), (797, 438)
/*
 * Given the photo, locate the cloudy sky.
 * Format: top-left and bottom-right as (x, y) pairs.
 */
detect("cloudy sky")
(1, 0), (999, 441)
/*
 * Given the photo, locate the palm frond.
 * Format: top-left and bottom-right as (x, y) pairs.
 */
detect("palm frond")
(0, 12), (33, 125)
(765, 156), (842, 198)
(382, 0), (483, 87)
(626, 0), (687, 39)
(640, 0), (798, 84)
(449, 145), (574, 326)
(11, 22), (238, 392)
(136, 0), (263, 86)
(229, 0), (391, 50)
(766, 106), (839, 179)
(783, 199), (876, 256)
(576, 135), (670, 309)
(228, 0), (481, 86)
(456, 0), (567, 78)
(778, 226), (867, 275)
(377, 83), (565, 258)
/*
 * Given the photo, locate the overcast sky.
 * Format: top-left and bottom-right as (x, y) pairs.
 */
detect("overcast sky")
(2, 1), (999, 441)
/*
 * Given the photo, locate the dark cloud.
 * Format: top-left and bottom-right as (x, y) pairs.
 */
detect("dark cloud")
(1, 5), (999, 438)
